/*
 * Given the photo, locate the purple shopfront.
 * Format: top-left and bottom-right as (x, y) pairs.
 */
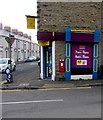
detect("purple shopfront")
(72, 44), (93, 68)
(65, 28), (100, 80)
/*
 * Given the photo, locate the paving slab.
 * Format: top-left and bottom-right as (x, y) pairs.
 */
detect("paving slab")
(43, 83), (74, 88)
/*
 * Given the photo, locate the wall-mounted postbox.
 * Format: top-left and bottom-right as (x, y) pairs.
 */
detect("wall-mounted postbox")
(59, 59), (65, 72)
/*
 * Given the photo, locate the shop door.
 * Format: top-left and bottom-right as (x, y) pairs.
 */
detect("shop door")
(45, 48), (52, 79)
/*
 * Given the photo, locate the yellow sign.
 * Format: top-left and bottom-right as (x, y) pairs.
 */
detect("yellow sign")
(27, 17), (35, 29)
(77, 60), (87, 65)
(39, 41), (50, 46)
(71, 30), (95, 32)
(77, 60), (82, 65)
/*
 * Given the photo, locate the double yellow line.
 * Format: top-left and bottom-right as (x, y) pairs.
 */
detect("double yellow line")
(0, 80), (7, 85)
(0, 86), (92, 92)
(39, 87), (91, 91)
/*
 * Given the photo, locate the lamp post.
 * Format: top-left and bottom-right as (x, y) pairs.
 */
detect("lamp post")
(5, 34), (15, 83)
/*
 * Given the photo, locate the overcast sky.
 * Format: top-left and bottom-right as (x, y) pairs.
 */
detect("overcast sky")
(0, 0), (37, 43)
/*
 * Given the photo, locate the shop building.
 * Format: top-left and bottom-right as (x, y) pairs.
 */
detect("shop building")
(37, 2), (102, 80)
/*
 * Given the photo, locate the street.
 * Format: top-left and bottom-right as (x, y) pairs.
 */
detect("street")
(0, 62), (102, 118)
(1, 61), (39, 86)
(1, 86), (101, 118)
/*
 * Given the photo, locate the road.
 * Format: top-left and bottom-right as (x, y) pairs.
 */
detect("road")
(1, 62), (39, 86)
(1, 86), (101, 118)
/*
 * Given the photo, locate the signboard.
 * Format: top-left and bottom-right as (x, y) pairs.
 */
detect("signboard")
(39, 41), (50, 46)
(5, 36), (15, 46)
(26, 17), (35, 29)
(72, 44), (93, 67)
(77, 60), (87, 65)
(71, 29), (94, 32)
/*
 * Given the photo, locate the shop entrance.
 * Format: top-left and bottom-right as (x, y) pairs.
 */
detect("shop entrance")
(65, 28), (100, 80)
(45, 47), (52, 79)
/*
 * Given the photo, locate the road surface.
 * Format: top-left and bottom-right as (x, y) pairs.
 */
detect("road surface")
(1, 86), (101, 118)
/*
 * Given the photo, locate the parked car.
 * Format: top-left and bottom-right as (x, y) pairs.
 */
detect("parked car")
(25, 56), (36, 62)
(0, 58), (16, 73)
(36, 56), (40, 61)
(38, 60), (40, 66)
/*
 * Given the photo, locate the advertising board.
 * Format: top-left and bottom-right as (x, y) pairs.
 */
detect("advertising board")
(72, 44), (93, 68)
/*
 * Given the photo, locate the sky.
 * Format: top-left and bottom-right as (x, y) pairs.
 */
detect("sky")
(0, 0), (37, 43)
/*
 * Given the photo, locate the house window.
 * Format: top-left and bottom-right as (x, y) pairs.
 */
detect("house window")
(0, 36), (2, 46)
(0, 51), (2, 58)
(17, 40), (20, 49)
(18, 51), (20, 60)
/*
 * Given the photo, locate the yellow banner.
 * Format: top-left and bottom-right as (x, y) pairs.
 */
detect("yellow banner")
(71, 30), (95, 32)
(39, 41), (50, 46)
(27, 17), (35, 29)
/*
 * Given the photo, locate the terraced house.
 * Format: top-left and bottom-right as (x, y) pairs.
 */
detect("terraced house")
(37, 1), (103, 81)
(0, 23), (39, 62)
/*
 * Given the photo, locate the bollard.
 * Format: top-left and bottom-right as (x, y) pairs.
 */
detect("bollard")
(5, 67), (13, 83)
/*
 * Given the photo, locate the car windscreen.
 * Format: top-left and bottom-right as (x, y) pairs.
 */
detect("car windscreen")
(28, 56), (34, 59)
(0, 59), (8, 64)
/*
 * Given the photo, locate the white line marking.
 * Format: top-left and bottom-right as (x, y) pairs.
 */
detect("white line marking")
(0, 99), (64, 105)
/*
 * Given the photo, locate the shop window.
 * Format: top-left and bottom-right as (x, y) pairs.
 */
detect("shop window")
(66, 43), (70, 57)
(93, 59), (98, 72)
(71, 68), (93, 75)
(66, 58), (70, 72)
(94, 44), (98, 57)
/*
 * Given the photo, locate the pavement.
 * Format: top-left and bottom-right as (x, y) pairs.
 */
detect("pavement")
(0, 75), (103, 90)
(0, 62), (103, 90)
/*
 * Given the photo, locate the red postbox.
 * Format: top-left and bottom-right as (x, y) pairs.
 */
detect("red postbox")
(59, 59), (65, 72)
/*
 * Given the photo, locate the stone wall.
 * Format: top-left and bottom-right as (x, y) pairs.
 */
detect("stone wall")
(55, 41), (65, 80)
(37, 2), (101, 31)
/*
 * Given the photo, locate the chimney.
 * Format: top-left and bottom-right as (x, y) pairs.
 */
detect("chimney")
(4, 26), (11, 32)
(0, 23), (3, 29)
(28, 36), (31, 39)
(23, 33), (28, 38)
(18, 31), (23, 36)
(12, 29), (18, 34)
